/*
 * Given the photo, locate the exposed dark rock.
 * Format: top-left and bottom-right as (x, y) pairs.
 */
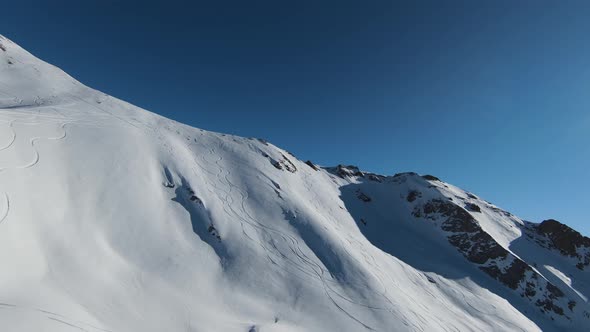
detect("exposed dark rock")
(325, 165), (387, 182)
(465, 203), (481, 213)
(448, 231), (507, 264)
(406, 190), (422, 202)
(282, 154), (297, 173)
(537, 298), (564, 316)
(481, 260), (529, 289)
(393, 172), (417, 178)
(333, 165), (364, 178)
(425, 274), (437, 284)
(357, 191), (372, 202)
(207, 225), (221, 240)
(272, 160), (282, 170)
(569, 301), (577, 311)
(270, 154), (297, 173)
(184, 188), (204, 205)
(530, 219), (590, 270)
(525, 281), (537, 298)
(189, 195), (203, 204)
(305, 160), (319, 171)
(547, 281), (565, 299)
(416, 198), (571, 318)
(537, 219), (590, 257)
(274, 189), (282, 199)
(422, 174), (440, 181)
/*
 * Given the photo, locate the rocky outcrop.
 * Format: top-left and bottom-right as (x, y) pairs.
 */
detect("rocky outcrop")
(208, 225), (221, 240)
(526, 219), (590, 270)
(332, 165), (364, 178)
(357, 191), (372, 202)
(414, 199), (577, 320)
(305, 160), (319, 171)
(538, 219), (590, 256)
(406, 190), (421, 202)
(422, 174), (440, 181)
(270, 153), (297, 173)
(326, 165), (385, 183)
(465, 203), (481, 213)
(393, 172), (418, 178)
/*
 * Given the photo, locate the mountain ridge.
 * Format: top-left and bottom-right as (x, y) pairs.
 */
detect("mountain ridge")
(0, 34), (589, 331)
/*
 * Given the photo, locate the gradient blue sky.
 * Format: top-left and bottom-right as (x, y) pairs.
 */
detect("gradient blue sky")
(2, 1), (589, 235)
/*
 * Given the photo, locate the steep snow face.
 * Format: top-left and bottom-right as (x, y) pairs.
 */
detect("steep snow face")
(0, 35), (588, 332)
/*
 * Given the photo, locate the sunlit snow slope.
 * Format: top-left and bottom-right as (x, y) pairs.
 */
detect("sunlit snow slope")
(0, 35), (588, 332)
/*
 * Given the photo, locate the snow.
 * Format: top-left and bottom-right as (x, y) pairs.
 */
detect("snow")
(0, 34), (588, 331)
(545, 265), (587, 302)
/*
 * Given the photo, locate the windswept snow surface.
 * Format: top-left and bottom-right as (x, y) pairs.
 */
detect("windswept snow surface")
(0, 35), (588, 331)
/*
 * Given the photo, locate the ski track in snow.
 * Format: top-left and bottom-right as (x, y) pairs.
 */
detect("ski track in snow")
(180, 139), (381, 330)
(0, 97), (125, 169)
(0, 107), (68, 226)
(174, 135), (362, 327)
(0, 192), (9, 224)
(0, 99), (542, 332)
(0, 301), (113, 332)
(0, 119), (16, 151)
(230, 143), (443, 330)
(299, 168), (409, 326)
(0, 108), (106, 332)
(0, 119), (69, 172)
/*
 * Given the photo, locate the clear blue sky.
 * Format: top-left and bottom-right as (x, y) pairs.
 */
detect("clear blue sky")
(2, 1), (589, 235)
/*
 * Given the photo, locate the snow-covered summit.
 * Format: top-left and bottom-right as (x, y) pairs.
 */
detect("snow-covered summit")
(0, 35), (588, 331)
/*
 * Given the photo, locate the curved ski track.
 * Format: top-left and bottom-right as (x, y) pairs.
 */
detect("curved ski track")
(176, 136), (402, 330)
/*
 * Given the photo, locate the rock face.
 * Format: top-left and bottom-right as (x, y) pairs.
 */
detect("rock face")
(465, 202), (481, 212)
(406, 190), (421, 202)
(533, 219), (590, 270)
(330, 164), (365, 178)
(421, 174), (440, 181)
(305, 160), (319, 171)
(328, 165), (385, 182)
(345, 171), (590, 330)
(414, 198), (572, 319)
(538, 219), (590, 255)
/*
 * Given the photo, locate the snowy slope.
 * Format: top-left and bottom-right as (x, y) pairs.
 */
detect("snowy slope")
(0, 34), (588, 331)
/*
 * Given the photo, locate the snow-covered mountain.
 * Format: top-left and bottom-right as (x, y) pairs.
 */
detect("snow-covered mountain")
(0, 34), (588, 332)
